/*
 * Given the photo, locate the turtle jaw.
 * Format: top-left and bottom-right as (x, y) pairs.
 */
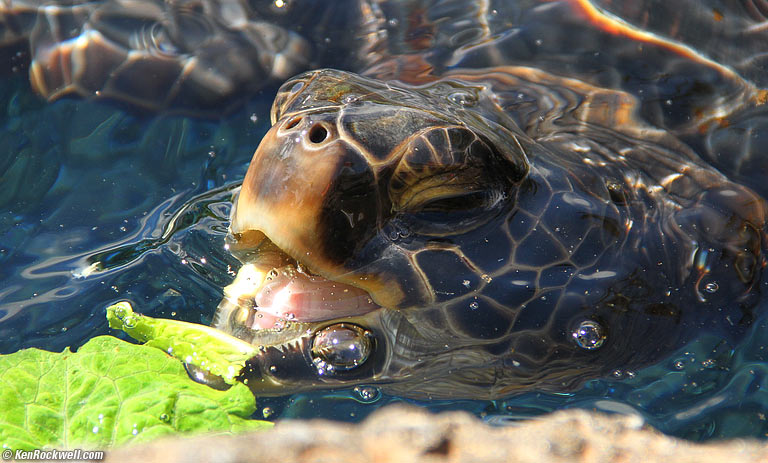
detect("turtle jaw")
(234, 310), (390, 396)
(213, 259), (392, 395)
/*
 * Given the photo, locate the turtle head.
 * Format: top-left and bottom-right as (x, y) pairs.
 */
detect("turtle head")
(218, 69), (767, 399)
(219, 69), (530, 395)
(232, 69), (528, 309)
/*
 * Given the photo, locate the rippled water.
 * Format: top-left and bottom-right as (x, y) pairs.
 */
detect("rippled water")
(0, 76), (265, 352)
(2, 0), (768, 442)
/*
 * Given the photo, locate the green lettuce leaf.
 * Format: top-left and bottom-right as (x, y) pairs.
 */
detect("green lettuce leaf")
(0, 335), (271, 451)
(106, 301), (257, 384)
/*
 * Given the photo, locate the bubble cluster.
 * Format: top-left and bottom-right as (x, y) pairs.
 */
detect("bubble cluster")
(353, 385), (382, 403)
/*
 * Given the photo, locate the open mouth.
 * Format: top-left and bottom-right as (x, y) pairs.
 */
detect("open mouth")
(216, 231), (381, 342)
(247, 264), (379, 330)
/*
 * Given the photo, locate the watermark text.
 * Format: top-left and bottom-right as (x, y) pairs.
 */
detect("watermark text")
(2, 449), (105, 461)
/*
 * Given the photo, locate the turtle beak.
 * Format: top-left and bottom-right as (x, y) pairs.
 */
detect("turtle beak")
(231, 113), (346, 271)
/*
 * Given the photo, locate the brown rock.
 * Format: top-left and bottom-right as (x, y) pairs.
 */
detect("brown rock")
(105, 405), (768, 463)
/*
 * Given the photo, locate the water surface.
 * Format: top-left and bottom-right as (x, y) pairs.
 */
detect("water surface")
(1, 0), (768, 441)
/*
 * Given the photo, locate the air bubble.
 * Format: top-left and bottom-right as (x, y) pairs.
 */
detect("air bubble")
(481, 274), (492, 283)
(462, 280), (471, 288)
(311, 324), (372, 371)
(469, 301), (479, 310)
(313, 358), (332, 376)
(571, 320), (606, 350)
(447, 90), (477, 106)
(704, 282), (719, 293)
(269, 365), (278, 373)
(122, 315), (137, 329)
(262, 407), (274, 418)
(113, 303), (129, 319)
(353, 385), (382, 403)
(159, 413), (169, 422)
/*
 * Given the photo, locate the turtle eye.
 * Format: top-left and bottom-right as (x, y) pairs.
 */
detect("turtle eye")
(395, 172), (486, 212)
(413, 190), (492, 213)
(396, 188), (506, 238)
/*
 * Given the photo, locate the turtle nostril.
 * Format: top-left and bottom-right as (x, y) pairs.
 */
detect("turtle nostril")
(308, 124), (329, 144)
(283, 116), (302, 130)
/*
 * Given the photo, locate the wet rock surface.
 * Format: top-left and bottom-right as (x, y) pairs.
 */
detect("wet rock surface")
(105, 405), (768, 463)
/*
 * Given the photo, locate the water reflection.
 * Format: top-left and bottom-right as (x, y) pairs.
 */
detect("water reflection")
(1, 0), (768, 442)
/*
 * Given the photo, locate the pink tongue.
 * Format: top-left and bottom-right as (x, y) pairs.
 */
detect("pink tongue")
(250, 269), (379, 330)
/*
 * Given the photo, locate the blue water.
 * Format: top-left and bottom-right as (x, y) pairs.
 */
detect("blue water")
(2, 2), (768, 442)
(0, 71), (270, 350)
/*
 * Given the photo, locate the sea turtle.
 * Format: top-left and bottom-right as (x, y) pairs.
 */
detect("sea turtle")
(6, 0), (768, 400)
(205, 0), (768, 400)
(0, 0), (381, 112)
